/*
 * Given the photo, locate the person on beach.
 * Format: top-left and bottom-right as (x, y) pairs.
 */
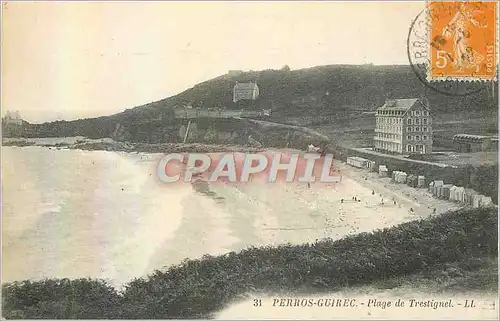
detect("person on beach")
(307, 183), (311, 188)
(410, 208), (414, 213)
(341, 199), (344, 203)
(433, 208), (436, 215)
(372, 190), (375, 195)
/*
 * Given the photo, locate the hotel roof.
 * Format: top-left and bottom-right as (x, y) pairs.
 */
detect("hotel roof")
(377, 98), (421, 111)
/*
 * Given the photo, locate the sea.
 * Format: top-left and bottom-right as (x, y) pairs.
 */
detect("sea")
(2, 139), (414, 288)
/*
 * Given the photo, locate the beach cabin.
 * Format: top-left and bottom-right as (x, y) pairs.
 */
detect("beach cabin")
(396, 172), (408, 184)
(455, 186), (466, 203)
(436, 185), (443, 198)
(407, 175), (418, 187)
(417, 176), (426, 188)
(449, 186), (458, 201)
(379, 165), (388, 177)
(472, 194), (482, 208)
(464, 188), (478, 206)
(479, 195), (494, 207)
(441, 184), (453, 200)
(391, 171), (400, 182)
(366, 161), (377, 172)
(431, 180), (444, 196)
(450, 186), (465, 202)
(308, 144), (321, 153)
(346, 156), (369, 169)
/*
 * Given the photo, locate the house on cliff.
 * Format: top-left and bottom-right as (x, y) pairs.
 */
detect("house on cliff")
(233, 82), (259, 103)
(3, 111), (23, 126)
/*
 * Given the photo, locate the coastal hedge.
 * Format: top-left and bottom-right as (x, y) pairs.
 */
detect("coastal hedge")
(2, 207), (497, 319)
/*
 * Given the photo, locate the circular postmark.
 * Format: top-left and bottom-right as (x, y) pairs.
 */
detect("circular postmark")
(407, 3), (488, 96)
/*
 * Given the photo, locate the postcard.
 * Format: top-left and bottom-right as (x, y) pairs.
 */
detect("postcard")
(2, 1), (498, 320)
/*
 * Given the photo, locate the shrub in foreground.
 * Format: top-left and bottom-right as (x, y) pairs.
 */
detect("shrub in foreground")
(2, 207), (498, 319)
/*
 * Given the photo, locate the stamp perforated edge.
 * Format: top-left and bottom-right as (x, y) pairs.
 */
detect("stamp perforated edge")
(426, 0), (499, 83)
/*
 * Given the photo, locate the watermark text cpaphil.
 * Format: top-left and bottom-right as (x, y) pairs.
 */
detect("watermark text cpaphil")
(156, 152), (342, 184)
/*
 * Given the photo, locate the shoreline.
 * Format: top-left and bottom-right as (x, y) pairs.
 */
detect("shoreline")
(2, 137), (265, 154)
(3, 137), (464, 221)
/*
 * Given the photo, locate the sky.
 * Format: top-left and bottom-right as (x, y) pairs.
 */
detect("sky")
(2, 1), (425, 123)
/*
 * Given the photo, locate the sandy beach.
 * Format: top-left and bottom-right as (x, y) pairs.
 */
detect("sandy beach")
(3, 147), (464, 288)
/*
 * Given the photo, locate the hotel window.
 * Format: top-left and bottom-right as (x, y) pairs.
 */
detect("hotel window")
(416, 136), (420, 140)
(407, 144), (412, 152)
(415, 119), (420, 125)
(415, 127), (420, 131)
(423, 118), (428, 125)
(423, 135), (428, 140)
(407, 135), (412, 140)
(415, 110), (420, 116)
(423, 127), (427, 132)
(407, 118), (412, 125)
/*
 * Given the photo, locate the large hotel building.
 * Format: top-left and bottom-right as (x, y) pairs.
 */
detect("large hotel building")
(374, 98), (433, 154)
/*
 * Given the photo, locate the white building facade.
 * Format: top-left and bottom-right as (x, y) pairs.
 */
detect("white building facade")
(3, 111), (23, 125)
(233, 82), (260, 103)
(374, 98), (433, 155)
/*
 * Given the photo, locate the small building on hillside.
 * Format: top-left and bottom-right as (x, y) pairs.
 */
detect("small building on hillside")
(3, 110), (23, 125)
(374, 98), (432, 155)
(233, 82), (260, 103)
(452, 134), (498, 153)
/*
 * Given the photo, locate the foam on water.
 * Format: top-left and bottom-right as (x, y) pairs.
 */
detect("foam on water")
(2, 146), (454, 289)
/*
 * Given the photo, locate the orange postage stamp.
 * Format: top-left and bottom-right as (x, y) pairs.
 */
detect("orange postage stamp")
(428, 1), (498, 81)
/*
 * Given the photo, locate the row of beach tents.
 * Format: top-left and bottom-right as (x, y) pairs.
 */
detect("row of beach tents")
(429, 181), (493, 208)
(345, 156), (494, 209)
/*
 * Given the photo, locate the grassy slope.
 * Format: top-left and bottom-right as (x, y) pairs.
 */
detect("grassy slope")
(5, 65), (497, 140)
(2, 207), (498, 319)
